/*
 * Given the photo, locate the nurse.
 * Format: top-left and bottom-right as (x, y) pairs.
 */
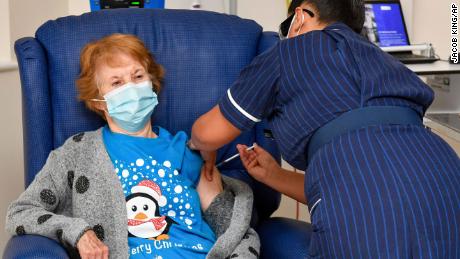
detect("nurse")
(190, 0), (460, 258)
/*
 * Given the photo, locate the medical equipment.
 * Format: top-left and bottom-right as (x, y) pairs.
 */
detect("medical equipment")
(216, 145), (255, 168)
(90, 0), (164, 11)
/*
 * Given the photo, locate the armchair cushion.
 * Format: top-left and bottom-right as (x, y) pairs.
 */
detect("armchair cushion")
(3, 235), (70, 259)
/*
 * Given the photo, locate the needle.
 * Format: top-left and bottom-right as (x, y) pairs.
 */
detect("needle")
(216, 145), (255, 168)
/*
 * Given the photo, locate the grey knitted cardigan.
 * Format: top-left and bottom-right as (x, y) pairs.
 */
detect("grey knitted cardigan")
(6, 129), (260, 258)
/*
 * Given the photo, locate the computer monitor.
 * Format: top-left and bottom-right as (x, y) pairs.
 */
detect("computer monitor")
(363, 1), (410, 47)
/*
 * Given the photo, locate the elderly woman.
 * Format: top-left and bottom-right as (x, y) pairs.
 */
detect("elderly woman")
(6, 34), (259, 259)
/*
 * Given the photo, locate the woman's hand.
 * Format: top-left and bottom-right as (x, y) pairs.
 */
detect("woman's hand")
(197, 166), (223, 211)
(77, 230), (109, 259)
(237, 143), (282, 183)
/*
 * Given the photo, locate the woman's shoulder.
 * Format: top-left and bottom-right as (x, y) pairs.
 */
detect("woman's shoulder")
(58, 128), (104, 152)
(156, 126), (188, 143)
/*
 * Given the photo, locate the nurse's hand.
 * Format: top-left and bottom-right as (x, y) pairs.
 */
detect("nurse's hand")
(200, 150), (217, 181)
(237, 143), (282, 183)
(238, 143), (307, 204)
(77, 229), (109, 259)
(197, 166), (223, 211)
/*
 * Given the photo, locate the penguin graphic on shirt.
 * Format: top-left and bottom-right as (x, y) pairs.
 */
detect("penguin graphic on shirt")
(126, 180), (176, 240)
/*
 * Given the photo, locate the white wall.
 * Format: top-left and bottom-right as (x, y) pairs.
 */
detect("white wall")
(68, 0), (90, 16)
(237, 0), (286, 32)
(388, 0), (450, 59)
(0, 1), (11, 61)
(166, 0), (227, 12)
(0, 70), (24, 254)
(400, 0), (414, 38)
(412, 0), (451, 59)
(165, 0), (287, 31)
(9, 0), (69, 54)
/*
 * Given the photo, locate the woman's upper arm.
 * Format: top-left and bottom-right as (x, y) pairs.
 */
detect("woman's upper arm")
(7, 150), (67, 214)
(5, 141), (91, 247)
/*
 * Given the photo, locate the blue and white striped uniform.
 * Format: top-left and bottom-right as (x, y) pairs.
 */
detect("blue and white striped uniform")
(219, 22), (460, 258)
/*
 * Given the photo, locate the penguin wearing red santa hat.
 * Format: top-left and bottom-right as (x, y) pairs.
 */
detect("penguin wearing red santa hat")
(126, 180), (176, 240)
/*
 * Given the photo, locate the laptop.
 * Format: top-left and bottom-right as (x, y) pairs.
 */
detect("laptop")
(363, 0), (439, 64)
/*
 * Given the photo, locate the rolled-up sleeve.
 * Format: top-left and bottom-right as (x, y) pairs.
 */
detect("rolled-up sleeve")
(219, 45), (280, 131)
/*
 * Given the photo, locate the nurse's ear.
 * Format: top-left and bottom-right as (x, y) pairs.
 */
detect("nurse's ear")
(289, 4), (326, 37)
(287, 8), (305, 38)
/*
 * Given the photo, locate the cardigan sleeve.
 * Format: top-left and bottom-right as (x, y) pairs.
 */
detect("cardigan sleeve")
(5, 144), (92, 249)
(203, 176), (260, 258)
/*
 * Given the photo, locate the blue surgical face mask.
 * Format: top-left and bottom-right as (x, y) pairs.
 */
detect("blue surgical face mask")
(103, 80), (158, 133)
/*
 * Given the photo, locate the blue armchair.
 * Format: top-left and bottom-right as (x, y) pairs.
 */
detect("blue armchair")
(4, 9), (311, 258)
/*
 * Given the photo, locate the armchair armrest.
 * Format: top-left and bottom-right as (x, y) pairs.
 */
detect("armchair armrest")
(3, 235), (69, 259)
(14, 37), (53, 187)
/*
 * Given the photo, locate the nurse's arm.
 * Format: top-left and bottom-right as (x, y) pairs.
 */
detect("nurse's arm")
(268, 168), (306, 204)
(191, 105), (242, 151)
(238, 144), (307, 204)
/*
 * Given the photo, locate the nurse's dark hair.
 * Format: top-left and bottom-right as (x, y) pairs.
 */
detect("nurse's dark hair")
(288, 0), (365, 33)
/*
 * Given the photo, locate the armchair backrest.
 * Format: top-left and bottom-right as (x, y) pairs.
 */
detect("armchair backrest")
(15, 8), (280, 221)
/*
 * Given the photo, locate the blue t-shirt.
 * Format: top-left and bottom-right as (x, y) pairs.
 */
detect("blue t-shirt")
(102, 126), (216, 258)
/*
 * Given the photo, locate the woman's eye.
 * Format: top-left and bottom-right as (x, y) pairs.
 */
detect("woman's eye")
(112, 81), (122, 87)
(132, 205), (137, 212)
(136, 74), (144, 79)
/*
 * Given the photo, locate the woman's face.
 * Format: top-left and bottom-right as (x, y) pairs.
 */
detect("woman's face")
(96, 52), (149, 96)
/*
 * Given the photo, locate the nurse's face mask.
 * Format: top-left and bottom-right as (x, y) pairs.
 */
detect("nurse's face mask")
(278, 8), (315, 40)
(92, 80), (159, 133)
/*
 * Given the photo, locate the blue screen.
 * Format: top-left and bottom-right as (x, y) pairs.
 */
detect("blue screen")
(364, 3), (409, 47)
